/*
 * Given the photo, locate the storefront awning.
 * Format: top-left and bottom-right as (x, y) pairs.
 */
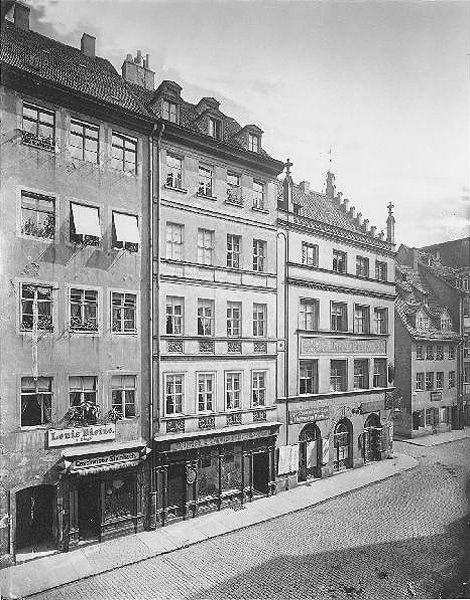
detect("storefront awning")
(113, 212), (140, 244)
(61, 440), (150, 477)
(71, 203), (101, 237)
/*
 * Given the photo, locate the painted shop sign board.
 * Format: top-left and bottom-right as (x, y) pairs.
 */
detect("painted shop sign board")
(431, 391), (443, 402)
(301, 337), (386, 356)
(71, 450), (140, 470)
(289, 406), (330, 424)
(48, 424), (116, 447)
(169, 427), (273, 452)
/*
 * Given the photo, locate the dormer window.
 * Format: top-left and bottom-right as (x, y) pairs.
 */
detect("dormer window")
(208, 117), (221, 140)
(417, 314), (430, 329)
(162, 100), (178, 123)
(248, 133), (259, 153)
(441, 315), (452, 330)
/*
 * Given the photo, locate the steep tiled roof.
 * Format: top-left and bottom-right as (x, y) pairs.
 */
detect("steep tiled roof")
(1, 20), (151, 118)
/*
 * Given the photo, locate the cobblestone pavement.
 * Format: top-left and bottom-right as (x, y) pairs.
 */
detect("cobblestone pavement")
(32, 438), (470, 600)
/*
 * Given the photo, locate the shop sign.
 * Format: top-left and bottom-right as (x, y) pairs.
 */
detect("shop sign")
(431, 391), (443, 402)
(48, 424), (116, 447)
(301, 337), (386, 356)
(169, 427), (272, 452)
(71, 450), (141, 470)
(289, 406), (330, 424)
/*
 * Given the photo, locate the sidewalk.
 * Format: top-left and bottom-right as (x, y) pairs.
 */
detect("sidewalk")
(395, 427), (470, 447)
(0, 453), (417, 600)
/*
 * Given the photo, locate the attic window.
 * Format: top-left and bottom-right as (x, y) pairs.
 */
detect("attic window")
(162, 100), (178, 123)
(440, 315), (452, 331)
(248, 133), (259, 153)
(417, 315), (430, 330)
(208, 117), (221, 140)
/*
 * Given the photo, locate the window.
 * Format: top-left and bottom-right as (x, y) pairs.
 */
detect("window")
(333, 250), (347, 273)
(111, 292), (137, 333)
(354, 305), (370, 334)
(299, 360), (318, 394)
(356, 256), (369, 278)
(198, 373), (215, 412)
(208, 117), (221, 139)
(448, 345), (456, 360)
(252, 371), (266, 406)
(253, 303), (267, 337)
(253, 239), (266, 272)
(425, 372), (434, 391)
(166, 296), (183, 335)
(69, 376), (97, 414)
(227, 234), (241, 268)
(302, 243), (319, 267)
(373, 308), (387, 334)
(463, 278), (469, 290)
(227, 301), (241, 337)
(449, 371), (456, 388)
(166, 154), (183, 189)
(197, 229), (214, 265)
(165, 374), (183, 414)
(354, 359), (369, 389)
(20, 191), (55, 240)
(70, 119), (99, 163)
(198, 165), (213, 197)
(70, 203), (101, 246)
(197, 299), (214, 336)
(20, 284), (53, 331)
(21, 377), (52, 427)
(248, 133), (259, 153)
(436, 372), (444, 389)
(162, 100), (178, 123)
(440, 315), (452, 330)
(416, 345), (424, 360)
(111, 132), (137, 174)
(225, 372), (241, 410)
(375, 261), (387, 281)
(463, 297), (470, 318)
(299, 299), (319, 331)
(373, 359), (387, 388)
(435, 345), (444, 360)
(253, 181), (265, 210)
(112, 212), (139, 252)
(166, 223), (183, 260)
(70, 288), (98, 332)
(111, 375), (136, 419)
(330, 360), (347, 392)
(426, 345), (434, 360)
(331, 302), (348, 332)
(226, 172), (242, 204)
(22, 103), (55, 150)
(417, 314), (430, 329)
(415, 372), (424, 391)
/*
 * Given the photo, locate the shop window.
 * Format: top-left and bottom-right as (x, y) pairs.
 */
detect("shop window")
(112, 292), (137, 333)
(302, 243), (319, 267)
(112, 212), (139, 252)
(373, 308), (388, 334)
(165, 374), (184, 414)
(252, 303), (266, 337)
(354, 359), (369, 389)
(415, 372), (424, 391)
(299, 360), (318, 394)
(166, 222), (183, 260)
(299, 299), (319, 331)
(221, 447), (242, 492)
(435, 345), (444, 360)
(20, 283), (53, 331)
(227, 234), (241, 268)
(111, 132), (137, 174)
(356, 256), (369, 278)
(20, 191), (55, 240)
(70, 202), (101, 246)
(373, 359), (387, 388)
(197, 299), (214, 336)
(166, 296), (183, 335)
(252, 371), (266, 406)
(330, 360), (347, 392)
(21, 377), (52, 427)
(70, 288), (98, 332)
(375, 261), (387, 282)
(198, 164), (213, 197)
(111, 375), (136, 418)
(22, 102), (55, 151)
(354, 305), (370, 334)
(198, 373), (215, 412)
(333, 249), (347, 273)
(198, 449), (219, 499)
(227, 301), (241, 337)
(166, 154), (183, 189)
(331, 302), (348, 332)
(103, 476), (134, 522)
(253, 239), (266, 272)
(197, 229), (214, 265)
(70, 119), (99, 163)
(225, 372), (241, 410)
(253, 181), (265, 210)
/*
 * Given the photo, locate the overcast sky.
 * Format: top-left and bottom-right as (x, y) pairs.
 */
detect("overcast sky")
(20, 0), (470, 247)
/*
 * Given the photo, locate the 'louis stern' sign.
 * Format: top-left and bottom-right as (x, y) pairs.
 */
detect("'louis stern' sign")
(48, 424), (116, 447)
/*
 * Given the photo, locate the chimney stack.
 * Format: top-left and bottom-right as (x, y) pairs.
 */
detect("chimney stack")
(122, 50), (155, 91)
(363, 218), (370, 232)
(386, 202), (396, 244)
(349, 206), (356, 219)
(14, 2), (30, 30)
(370, 226), (377, 237)
(356, 212), (363, 226)
(336, 191), (343, 204)
(299, 181), (310, 194)
(81, 33), (96, 58)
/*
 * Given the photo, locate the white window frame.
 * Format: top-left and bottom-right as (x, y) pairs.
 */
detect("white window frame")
(252, 180), (265, 210)
(252, 371), (266, 407)
(69, 375), (98, 407)
(299, 298), (318, 331)
(111, 131), (137, 174)
(19, 282), (54, 333)
(248, 133), (259, 152)
(166, 154), (183, 189)
(197, 228), (214, 265)
(227, 301), (242, 337)
(253, 239), (266, 272)
(299, 360), (318, 395)
(111, 291), (137, 334)
(165, 296), (184, 335)
(253, 303), (267, 337)
(20, 376), (53, 428)
(70, 118), (99, 163)
(373, 308), (387, 335)
(353, 359), (369, 390)
(331, 302), (348, 332)
(227, 234), (241, 269)
(111, 374), (137, 419)
(197, 372), (215, 412)
(69, 285), (100, 334)
(198, 164), (214, 197)
(330, 360), (348, 392)
(354, 305), (370, 334)
(166, 222), (183, 260)
(415, 372), (424, 391)
(225, 371), (242, 410)
(164, 373), (184, 415)
(197, 298), (214, 336)
(302, 243), (318, 267)
(356, 256), (370, 278)
(162, 99), (178, 123)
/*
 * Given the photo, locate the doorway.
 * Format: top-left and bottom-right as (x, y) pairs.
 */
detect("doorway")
(78, 479), (100, 541)
(166, 462), (186, 521)
(333, 418), (353, 471)
(363, 413), (382, 463)
(298, 423), (322, 482)
(15, 486), (54, 551)
(252, 452), (269, 495)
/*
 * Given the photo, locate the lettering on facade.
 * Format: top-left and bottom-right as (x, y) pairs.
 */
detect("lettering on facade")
(301, 338), (386, 356)
(169, 428), (272, 452)
(289, 406), (330, 424)
(431, 391), (443, 402)
(71, 450), (140, 470)
(48, 424), (116, 447)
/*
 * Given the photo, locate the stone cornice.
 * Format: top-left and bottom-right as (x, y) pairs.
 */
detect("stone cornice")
(288, 276), (396, 301)
(288, 261), (396, 288)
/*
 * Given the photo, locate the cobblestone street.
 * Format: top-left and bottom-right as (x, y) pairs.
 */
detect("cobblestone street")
(31, 438), (470, 600)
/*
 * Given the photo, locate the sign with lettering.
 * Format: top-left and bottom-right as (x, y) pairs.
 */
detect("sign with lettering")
(168, 427), (274, 452)
(48, 424), (116, 447)
(289, 406), (330, 424)
(301, 338), (386, 356)
(431, 391), (443, 402)
(71, 450), (140, 470)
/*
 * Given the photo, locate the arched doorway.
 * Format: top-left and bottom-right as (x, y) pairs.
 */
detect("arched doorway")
(15, 485), (54, 552)
(363, 413), (382, 463)
(333, 419), (353, 471)
(298, 423), (322, 482)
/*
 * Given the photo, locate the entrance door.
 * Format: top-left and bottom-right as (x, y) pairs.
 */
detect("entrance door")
(16, 486), (54, 550)
(252, 452), (269, 495)
(166, 462), (185, 521)
(333, 419), (353, 471)
(78, 480), (100, 541)
(298, 423), (322, 482)
(363, 413), (382, 462)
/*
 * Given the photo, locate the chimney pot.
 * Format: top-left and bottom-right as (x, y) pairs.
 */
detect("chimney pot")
(336, 191), (343, 204)
(14, 2), (30, 30)
(81, 33), (96, 58)
(370, 226), (377, 237)
(342, 198), (349, 212)
(122, 50), (155, 91)
(363, 218), (370, 232)
(126, 53), (133, 62)
(378, 230), (385, 240)
(349, 206), (356, 219)
(299, 180), (310, 194)
(356, 212), (363, 226)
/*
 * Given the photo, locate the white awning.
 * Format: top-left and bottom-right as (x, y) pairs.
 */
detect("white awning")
(71, 203), (101, 237)
(113, 212), (140, 244)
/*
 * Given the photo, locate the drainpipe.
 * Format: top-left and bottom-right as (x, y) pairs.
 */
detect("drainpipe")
(276, 229), (289, 447)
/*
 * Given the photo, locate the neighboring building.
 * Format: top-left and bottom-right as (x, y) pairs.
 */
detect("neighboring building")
(275, 169), (396, 490)
(0, 7), (154, 564)
(418, 237), (470, 270)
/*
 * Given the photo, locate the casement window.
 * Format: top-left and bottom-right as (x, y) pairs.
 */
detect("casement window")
(354, 359), (369, 389)
(20, 191), (55, 240)
(165, 374), (184, 414)
(252, 371), (266, 407)
(373, 359), (387, 388)
(70, 288), (98, 332)
(332, 249), (347, 273)
(464, 278), (469, 290)
(166, 154), (183, 189)
(227, 301), (241, 337)
(463, 297), (470, 318)
(197, 229), (214, 265)
(252, 181), (265, 210)
(464, 344), (470, 359)
(227, 172), (242, 204)
(252, 303), (267, 337)
(162, 99), (178, 123)
(166, 222), (183, 260)
(253, 239), (266, 272)
(208, 117), (221, 139)
(21, 377), (52, 427)
(330, 360), (347, 392)
(198, 373), (215, 412)
(248, 133), (259, 153)
(440, 316), (452, 331)
(436, 372), (444, 390)
(111, 375), (136, 419)
(415, 372), (424, 391)
(449, 371), (456, 388)
(198, 164), (213, 197)
(22, 103), (55, 150)
(111, 132), (137, 174)
(299, 360), (318, 394)
(69, 376), (97, 408)
(375, 261), (387, 281)
(197, 299), (214, 336)
(425, 372), (434, 391)
(426, 344), (434, 360)
(112, 212), (139, 252)
(70, 202), (101, 246)
(354, 305), (370, 334)
(302, 243), (319, 267)
(70, 119), (99, 163)
(448, 345), (456, 360)
(416, 345), (424, 360)
(165, 296), (183, 335)
(227, 234), (241, 269)
(417, 315), (430, 329)
(111, 292), (137, 333)
(20, 283), (53, 331)
(373, 308), (387, 334)
(435, 345), (444, 360)
(331, 302), (348, 332)
(225, 372), (241, 410)
(299, 299), (319, 331)
(356, 256), (369, 278)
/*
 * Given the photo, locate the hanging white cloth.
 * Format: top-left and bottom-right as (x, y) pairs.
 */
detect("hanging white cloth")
(277, 445), (291, 475)
(290, 444), (299, 473)
(306, 440), (317, 468)
(322, 438), (330, 465)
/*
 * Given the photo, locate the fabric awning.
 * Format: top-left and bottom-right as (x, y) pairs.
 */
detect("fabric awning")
(71, 203), (101, 237)
(113, 212), (140, 243)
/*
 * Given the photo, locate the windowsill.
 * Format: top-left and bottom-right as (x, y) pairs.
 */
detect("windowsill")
(111, 331), (138, 336)
(196, 192), (218, 201)
(164, 184), (187, 194)
(19, 424), (51, 431)
(225, 197), (244, 207)
(252, 206), (269, 214)
(17, 233), (55, 244)
(19, 329), (54, 336)
(289, 261), (392, 286)
(69, 329), (100, 336)
(278, 386), (394, 402)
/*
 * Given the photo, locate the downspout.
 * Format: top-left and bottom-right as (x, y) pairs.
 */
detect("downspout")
(276, 230), (289, 446)
(154, 121), (164, 430)
(148, 123), (158, 444)
(285, 228), (290, 446)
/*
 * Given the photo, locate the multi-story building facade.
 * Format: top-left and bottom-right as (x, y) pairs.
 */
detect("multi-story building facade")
(275, 170), (396, 489)
(0, 7), (154, 563)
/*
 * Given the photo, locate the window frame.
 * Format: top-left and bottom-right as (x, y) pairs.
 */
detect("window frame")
(20, 282), (54, 333)
(253, 239), (266, 272)
(415, 372), (424, 391)
(354, 304), (370, 334)
(166, 222), (184, 260)
(20, 190), (56, 241)
(356, 256), (370, 278)
(198, 164), (214, 197)
(69, 201), (101, 246)
(248, 133), (260, 153)
(20, 376), (53, 428)
(166, 153), (183, 189)
(227, 301), (242, 338)
(301, 242), (319, 267)
(373, 307), (388, 335)
(112, 211), (139, 253)
(373, 359), (387, 388)
(165, 296), (184, 335)
(208, 116), (221, 139)
(252, 303), (267, 338)
(330, 360), (348, 392)
(425, 372), (434, 391)
(69, 375), (98, 416)
(226, 234), (241, 269)
(197, 298), (214, 337)
(69, 286), (99, 334)
(111, 291), (137, 334)
(197, 372), (215, 413)
(299, 298), (319, 331)
(225, 371), (242, 411)
(164, 373), (184, 415)
(449, 371), (456, 388)
(252, 370), (267, 407)
(252, 180), (265, 210)
(197, 228), (214, 266)
(332, 249), (347, 274)
(111, 131), (137, 174)
(111, 374), (137, 419)
(70, 118), (99, 163)
(375, 260), (388, 282)
(435, 372), (444, 390)
(299, 359), (318, 395)
(162, 99), (178, 123)
(353, 359), (369, 390)
(22, 102), (55, 151)
(331, 301), (348, 332)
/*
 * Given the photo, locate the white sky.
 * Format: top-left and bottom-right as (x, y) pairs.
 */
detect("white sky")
(22, 0), (470, 247)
